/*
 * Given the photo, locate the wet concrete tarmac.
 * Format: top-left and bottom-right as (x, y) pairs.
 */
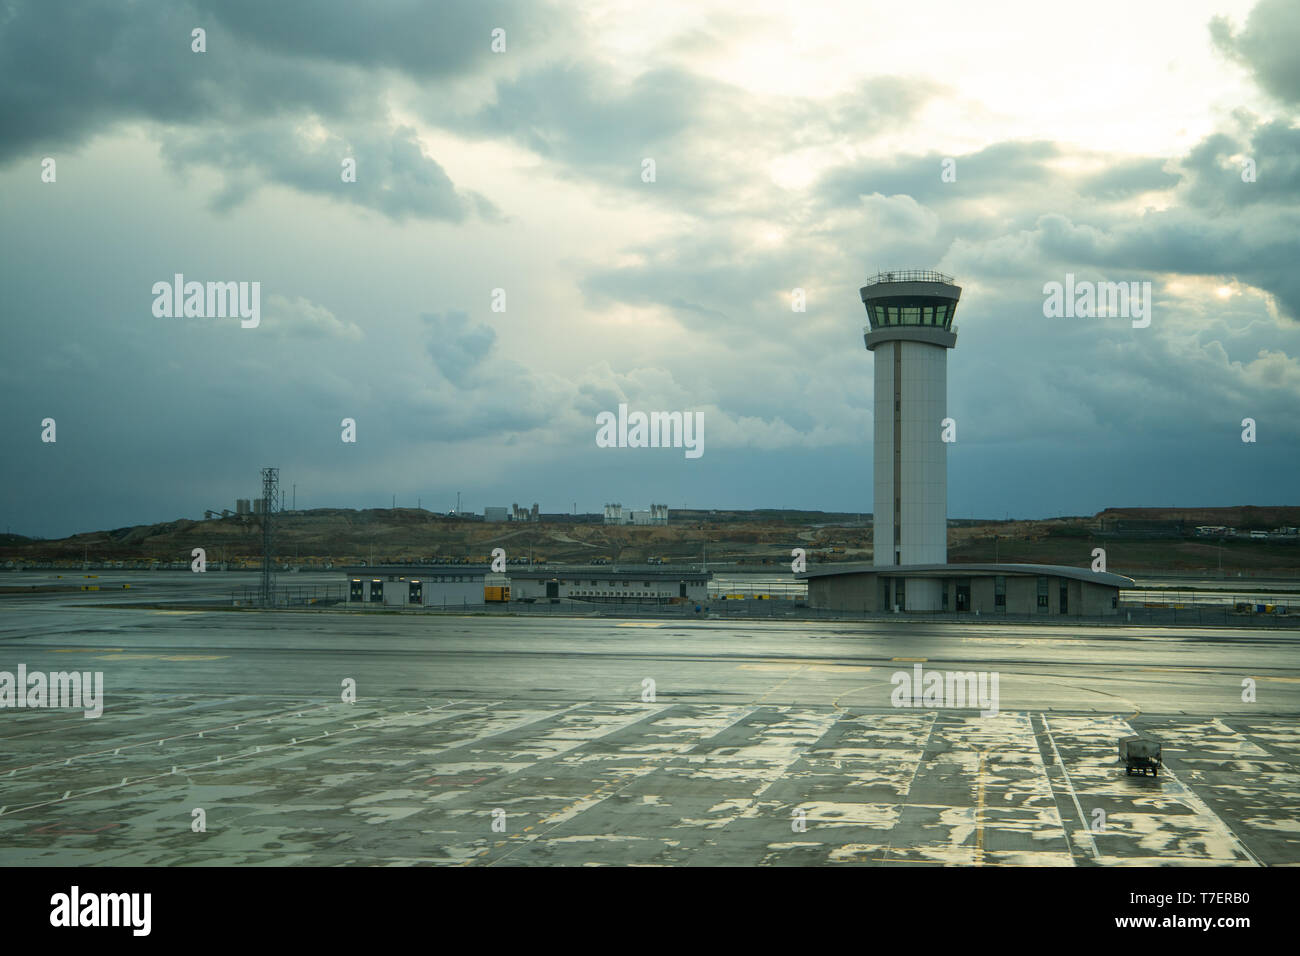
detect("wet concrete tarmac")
(1, 593), (1297, 866)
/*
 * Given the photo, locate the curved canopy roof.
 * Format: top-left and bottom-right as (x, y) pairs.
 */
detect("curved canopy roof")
(794, 562), (1135, 588)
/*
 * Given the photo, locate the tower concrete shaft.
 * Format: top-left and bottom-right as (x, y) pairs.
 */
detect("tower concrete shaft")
(861, 271), (962, 609)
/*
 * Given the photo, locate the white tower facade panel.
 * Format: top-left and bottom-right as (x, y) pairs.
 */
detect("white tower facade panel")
(872, 341), (948, 571)
(899, 341), (947, 566)
(872, 340), (895, 566)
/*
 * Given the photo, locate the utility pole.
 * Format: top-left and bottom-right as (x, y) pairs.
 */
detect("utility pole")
(259, 466), (279, 607)
(456, 491), (461, 515)
(292, 483), (296, 511)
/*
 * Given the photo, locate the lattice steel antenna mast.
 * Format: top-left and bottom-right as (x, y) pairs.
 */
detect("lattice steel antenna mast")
(260, 466), (279, 606)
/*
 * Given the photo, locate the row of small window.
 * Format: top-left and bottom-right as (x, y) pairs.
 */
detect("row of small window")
(355, 577), (478, 587)
(575, 591), (666, 597)
(560, 580), (658, 586)
(872, 304), (949, 327)
(927, 575), (1070, 613)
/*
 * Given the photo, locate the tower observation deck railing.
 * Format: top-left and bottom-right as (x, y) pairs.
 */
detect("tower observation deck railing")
(863, 270), (954, 286)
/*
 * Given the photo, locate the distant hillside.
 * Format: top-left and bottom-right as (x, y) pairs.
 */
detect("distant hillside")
(2, 506), (1297, 573)
(1097, 506), (1300, 528)
(0, 508), (867, 568)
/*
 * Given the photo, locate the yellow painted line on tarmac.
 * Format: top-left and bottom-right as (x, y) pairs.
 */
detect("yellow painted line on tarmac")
(892, 657), (927, 662)
(975, 750), (988, 867)
(830, 675), (876, 711)
(739, 662), (875, 674)
(151, 610), (198, 616)
(53, 648), (125, 653)
(616, 622), (665, 628)
(758, 666), (807, 703)
(92, 653), (228, 662)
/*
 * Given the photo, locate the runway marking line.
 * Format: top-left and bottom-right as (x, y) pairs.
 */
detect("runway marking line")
(757, 665), (807, 703)
(875, 710), (940, 864)
(830, 675), (876, 711)
(473, 704), (759, 867)
(1041, 714), (1100, 863)
(92, 653), (228, 662)
(0, 700), (340, 775)
(0, 699), (481, 817)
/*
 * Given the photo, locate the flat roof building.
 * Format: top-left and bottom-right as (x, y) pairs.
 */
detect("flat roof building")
(341, 565), (710, 608)
(342, 565), (497, 607)
(508, 569), (708, 604)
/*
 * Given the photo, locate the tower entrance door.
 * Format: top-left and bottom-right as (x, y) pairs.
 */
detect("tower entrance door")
(955, 579), (971, 612)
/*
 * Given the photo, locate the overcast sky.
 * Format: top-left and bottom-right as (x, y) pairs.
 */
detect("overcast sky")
(2, 0), (1298, 537)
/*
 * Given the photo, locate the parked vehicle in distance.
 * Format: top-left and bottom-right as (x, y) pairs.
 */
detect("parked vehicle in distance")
(1119, 736), (1161, 777)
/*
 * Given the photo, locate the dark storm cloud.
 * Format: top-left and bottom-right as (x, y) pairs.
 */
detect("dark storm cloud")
(815, 144), (1182, 221)
(190, 0), (546, 77)
(1179, 120), (1300, 210)
(579, 239), (805, 332)
(1077, 158), (1181, 199)
(1210, 0), (1300, 106)
(0, 1), (351, 158)
(422, 311), (497, 387)
(161, 120), (496, 221)
(453, 62), (700, 164)
(438, 65), (937, 204)
(0, 0), (517, 220)
(396, 310), (564, 442)
(1033, 207), (1300, 322)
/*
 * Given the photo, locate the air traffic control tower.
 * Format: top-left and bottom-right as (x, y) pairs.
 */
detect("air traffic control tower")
(862, 270), (962, 611)
(794, 270), (1131, 615)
